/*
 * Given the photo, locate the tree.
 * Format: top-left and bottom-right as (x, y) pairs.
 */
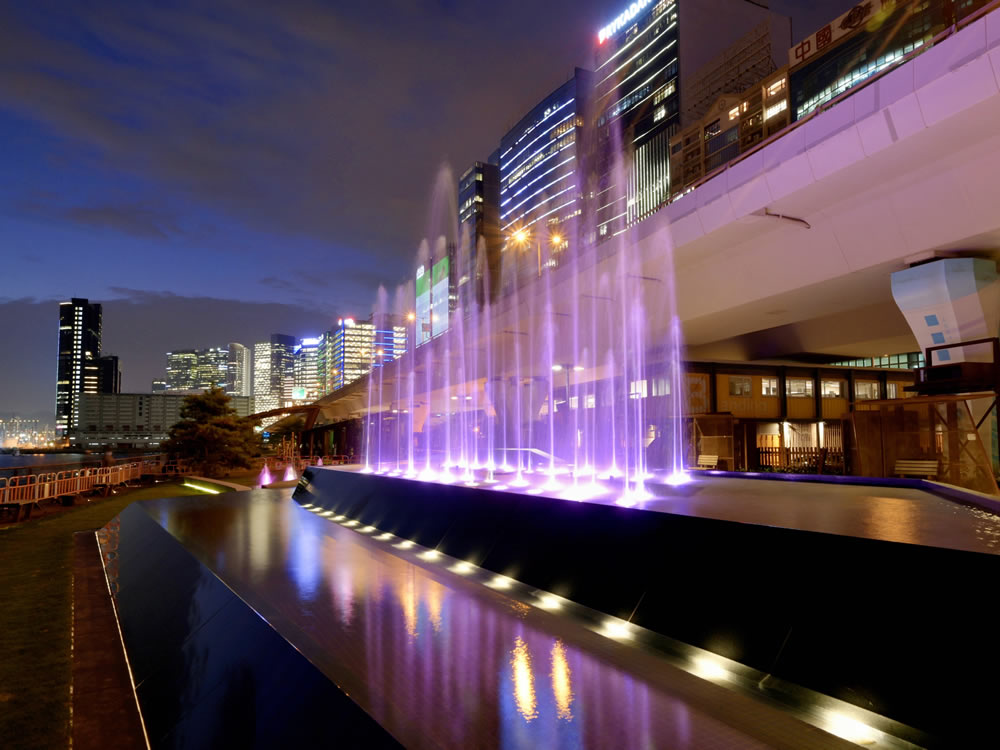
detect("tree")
(167, 387), (260, 476)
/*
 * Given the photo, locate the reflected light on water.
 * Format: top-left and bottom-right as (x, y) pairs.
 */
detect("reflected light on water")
(551, 639), (573, 720)
(510, 637), (538, 722)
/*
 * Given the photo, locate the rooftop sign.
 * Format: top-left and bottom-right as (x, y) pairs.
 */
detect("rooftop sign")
(598, 0), (653, 44)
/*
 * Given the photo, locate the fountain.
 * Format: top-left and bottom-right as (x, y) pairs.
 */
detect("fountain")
(347, 149), (689, 507)
(258, 463), (274, 487)
(283, 464), (297, 482)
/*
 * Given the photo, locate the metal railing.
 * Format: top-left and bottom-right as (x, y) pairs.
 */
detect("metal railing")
(0, 462), (146, 508)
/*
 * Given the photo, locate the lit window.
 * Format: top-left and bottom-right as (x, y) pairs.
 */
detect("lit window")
(855, 382), (880, 400)
(728, 376), (751, 396)
(585, 394), (596, 409)
(728, 106), (740, 120)
(821, 380), (843, 398)
(767, 78), (786, 97)
(887, 383), (898, 399)
(653, 105), (666, 122)
(629, 380), (647, 399)
(765, 100), (788, 121)
(761, 377), (778, 396)
(786, 378), (814, 398)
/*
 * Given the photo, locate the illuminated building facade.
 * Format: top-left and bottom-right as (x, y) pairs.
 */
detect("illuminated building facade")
(669, 66), (790, 195)
(227, 342), (251, 397)
(293, 337), (321, 403)
(55, 298), (114, 436)
(499, 69), (592, 286)
(590, 0), (785, 236)
(458, 157), (501, 303)
(252, 334), (295, 412)
(789, 0), (990, 121)
(330, 317), (406, 392)
(165, 347), (229, 392)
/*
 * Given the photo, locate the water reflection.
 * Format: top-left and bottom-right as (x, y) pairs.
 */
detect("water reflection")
(510, 637), (538, 722)
(550, 640), (573, 721)
(140, 494), (777, 750)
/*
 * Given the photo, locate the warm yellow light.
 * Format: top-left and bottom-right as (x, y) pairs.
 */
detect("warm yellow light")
(550, 234), (562, 246)
(823, 712), (881, 745)
(407, 311), (416, 322)
(512, 228), (528, 244)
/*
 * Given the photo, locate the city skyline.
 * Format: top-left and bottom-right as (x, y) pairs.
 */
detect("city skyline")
(0, 1), (855, 417)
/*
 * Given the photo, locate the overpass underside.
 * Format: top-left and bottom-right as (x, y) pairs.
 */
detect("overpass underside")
(298, 9), (1000, 429)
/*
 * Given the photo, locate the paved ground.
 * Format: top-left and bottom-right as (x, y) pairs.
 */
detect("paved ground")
(627, 476), (1000, 555)
(71, 532), (146, 750)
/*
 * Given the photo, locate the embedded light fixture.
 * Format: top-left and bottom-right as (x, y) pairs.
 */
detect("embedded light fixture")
(690, 656), (729, 682)
(822, 712), (881, 745)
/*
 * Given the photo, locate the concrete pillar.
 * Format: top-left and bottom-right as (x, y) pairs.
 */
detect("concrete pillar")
(891, 257), (1000, 471)
(890, 258), (1000, 365)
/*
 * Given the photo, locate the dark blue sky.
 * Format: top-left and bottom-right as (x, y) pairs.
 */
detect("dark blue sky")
(0, 0), (852, 417)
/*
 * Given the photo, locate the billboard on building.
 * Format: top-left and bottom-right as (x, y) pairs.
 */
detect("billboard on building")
(415, 264), (431, 347)
(431, 257), (450, 338)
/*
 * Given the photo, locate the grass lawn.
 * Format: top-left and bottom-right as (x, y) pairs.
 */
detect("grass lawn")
(0, 482), (219, 750)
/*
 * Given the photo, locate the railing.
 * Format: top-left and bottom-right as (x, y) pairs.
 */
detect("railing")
(758, 447), (845, 473)
(0, 453), (167, 478)
(0, 462), (145, 508)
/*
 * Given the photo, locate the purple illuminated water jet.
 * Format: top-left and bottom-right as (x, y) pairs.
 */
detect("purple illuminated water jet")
(354, 141), (689, 504)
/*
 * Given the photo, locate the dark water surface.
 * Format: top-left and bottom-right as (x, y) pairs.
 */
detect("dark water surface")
(136, 490), (856, 750)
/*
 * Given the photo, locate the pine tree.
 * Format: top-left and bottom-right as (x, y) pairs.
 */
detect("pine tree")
(167, 387), (260, 476)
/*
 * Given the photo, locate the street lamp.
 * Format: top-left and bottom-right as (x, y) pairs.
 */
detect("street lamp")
(510, 228), (563, 278)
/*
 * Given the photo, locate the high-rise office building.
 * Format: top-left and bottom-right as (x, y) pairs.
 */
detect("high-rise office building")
(499, 68), (593, 287)
(789, 0), (987, 121)
(590, 0), (786, 236)
(293, 337), (321, 403)
(55, 298), (111, 436)
(251, 334), (296, 411)
(329, 317), (406, 392)
(226, 342), (251, 397)
(458, 156), (501, 303)
(164, 347), (229, 392)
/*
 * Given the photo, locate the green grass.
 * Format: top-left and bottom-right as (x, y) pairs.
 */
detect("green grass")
(0, 483), (217, 750)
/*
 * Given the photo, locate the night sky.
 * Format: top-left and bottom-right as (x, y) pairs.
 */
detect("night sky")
(0, 0), (854, 418)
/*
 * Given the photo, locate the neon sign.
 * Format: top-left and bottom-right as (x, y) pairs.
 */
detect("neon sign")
(598, 0), (653, 44)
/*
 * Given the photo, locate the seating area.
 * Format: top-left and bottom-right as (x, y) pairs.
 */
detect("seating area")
(692, 454), (719, 471)
(895, 459), (939, 479)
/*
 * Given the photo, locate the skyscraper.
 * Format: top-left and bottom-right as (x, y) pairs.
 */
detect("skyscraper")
(226, 342), (251, 397)
(589, 0), (786, 236)
(55, 298), (105, 436)
(499, 68), (593, 286)
(293, 337), (321, 403)
(251, 334), (296, 411)
(164, 347), (229, 391)
(458, 157), (501, 303)
(329, 317), (405, 392)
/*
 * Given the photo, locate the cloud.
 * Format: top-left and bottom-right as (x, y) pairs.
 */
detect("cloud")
(0, 0), (612, 260)
(17, 200), (181, 239)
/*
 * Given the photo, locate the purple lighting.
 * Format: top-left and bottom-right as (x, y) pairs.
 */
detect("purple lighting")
(355, 144), (687, 504)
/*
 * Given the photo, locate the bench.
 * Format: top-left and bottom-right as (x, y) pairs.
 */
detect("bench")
(692, 454), (719, 471)
(895, 459), (938, 479)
